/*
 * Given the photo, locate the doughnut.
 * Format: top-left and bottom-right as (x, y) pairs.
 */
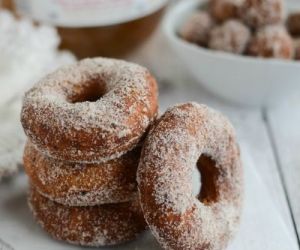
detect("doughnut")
(240, 0), (284, 29)
(21, 57), (158, 163)
(179, 11), (214, 47)
(28, 186), (147, 247)
(137, 102), (243, 250)
(23, 142), (140, 206)
(247, 25), (294, 59)
(209, 20), (251, 54)
(210, 0), (244, 22)
(287, 12), (300, 37)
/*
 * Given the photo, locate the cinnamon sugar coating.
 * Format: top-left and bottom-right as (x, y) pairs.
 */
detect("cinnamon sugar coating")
(28, 187), (147, 247)
(240, 0), (284, 29)
(137, 102), (243, 250)
(21, 57), (158, 163)
(247, 25), (294, 59)
(24, 142), (140, 206)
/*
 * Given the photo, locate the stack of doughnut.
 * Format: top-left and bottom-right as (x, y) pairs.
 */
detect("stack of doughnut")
(21, 58), (243, 250)
(20, 57), (158, 247)
(179, 0), (300, 61)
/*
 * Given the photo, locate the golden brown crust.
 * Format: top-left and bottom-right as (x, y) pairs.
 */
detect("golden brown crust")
(21, 58), (158, 163)
(28, 187), (147, 247)
(137, 102), (243, 250)
(24, 142), (140, 206)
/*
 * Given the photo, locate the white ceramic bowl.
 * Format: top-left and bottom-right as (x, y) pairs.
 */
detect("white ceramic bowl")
(163, 0), (300, 107)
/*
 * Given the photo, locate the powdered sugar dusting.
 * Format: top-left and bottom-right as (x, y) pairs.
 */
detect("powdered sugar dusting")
(137, 102), (243, 250)
(21, 57), (158, 163)
(28, 187), (147, 247)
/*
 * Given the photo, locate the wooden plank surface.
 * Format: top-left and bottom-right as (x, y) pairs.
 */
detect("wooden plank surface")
(267, 94), (300, 243)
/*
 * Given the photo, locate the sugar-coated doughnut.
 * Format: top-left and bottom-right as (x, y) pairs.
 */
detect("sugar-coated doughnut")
(28, 187), (147, 247)
(23, 142), (140, 206)
(21, 57), (158, 163)
(137, 102), (243, 250)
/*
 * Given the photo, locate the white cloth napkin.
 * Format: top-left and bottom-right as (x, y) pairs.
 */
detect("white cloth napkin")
(0, 10), (75, 106)
(0, 100), (24, 180)
(0, 9), (75, 180)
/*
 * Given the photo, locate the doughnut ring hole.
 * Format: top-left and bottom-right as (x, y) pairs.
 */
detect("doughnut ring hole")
(193, 154), (220, 205)
(68, 78), (107, 103)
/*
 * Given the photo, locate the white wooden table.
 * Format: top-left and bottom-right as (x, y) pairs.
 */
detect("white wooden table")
(0, 29), (299, 249)
(130, 30), (300, 248)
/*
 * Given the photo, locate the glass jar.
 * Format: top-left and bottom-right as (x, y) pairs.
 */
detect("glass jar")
(13, 0), (167, 58)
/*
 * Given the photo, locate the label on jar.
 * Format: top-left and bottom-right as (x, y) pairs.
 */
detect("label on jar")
(14, 0), (167, 27)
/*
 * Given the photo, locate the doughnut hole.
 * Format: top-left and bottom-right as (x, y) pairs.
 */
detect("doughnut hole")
(247, 25), (294, 59)
(179, 11), (214, 47)
(68, 78), (107, 103)
(209, 20), (251, 54)
(192, 154), (219, 205)
(240, 0), (284, 29)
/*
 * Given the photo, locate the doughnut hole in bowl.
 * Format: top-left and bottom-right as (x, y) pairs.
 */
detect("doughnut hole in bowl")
(163, 0), (300, 107)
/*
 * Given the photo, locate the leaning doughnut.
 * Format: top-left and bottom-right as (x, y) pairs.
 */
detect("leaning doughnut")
(21, 57), (158, 163)
(137, 102), (243, 250)
(28, 186), (147, 247)
(23, 142), (140, 206)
